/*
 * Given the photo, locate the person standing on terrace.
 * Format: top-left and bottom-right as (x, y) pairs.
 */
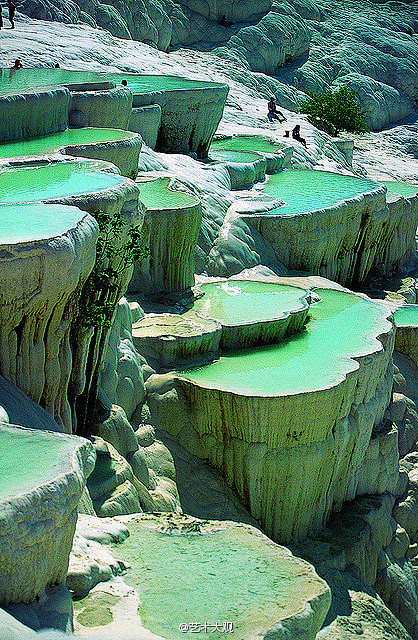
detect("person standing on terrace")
(8, 0), (16, 28)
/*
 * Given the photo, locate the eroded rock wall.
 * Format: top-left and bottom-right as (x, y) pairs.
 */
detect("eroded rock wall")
(0, 212), (98, 433)
(69, 86), (133, 130)
(0, 425), (95, 604)
(133, 85), (229, 157)
(0, 87), (70, 143)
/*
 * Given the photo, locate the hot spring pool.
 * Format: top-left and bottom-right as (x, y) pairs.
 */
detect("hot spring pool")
(0, 68), (222, 96)
(0, 426), (79, 499)
(180, 287), (391, 395)
(380, 181), (418, 198)
(138, 177), (199, 209)
(262, 169), (381, 216)
(210, 135), (282, 154)
(209, 149), (263, 164)
(0, 203), (88, 243)
(0, 128), (136, 160)
(394, 304), (418, 327)
(0, 161), (126, 203)
(193, 281), (309, 325)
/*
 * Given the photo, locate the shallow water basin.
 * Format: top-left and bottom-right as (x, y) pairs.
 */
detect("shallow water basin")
(101, 516), (328, 640)
(138, 177), (199, 209)
(209, 149), (262, 164)
(211, 135), (282, 154)
(380, 181), (418, 198)
(180, 288), (391, 395)
(0, 128), (136, 160)
(193, 280), (309, 326)
(0, 424), (81, 499)
(261, 169), (381, 216)
(0, 68), (223, 96)
(394, 304), (418, 327)
(0, 161), (126, 203)
(0, 203), (87, 243)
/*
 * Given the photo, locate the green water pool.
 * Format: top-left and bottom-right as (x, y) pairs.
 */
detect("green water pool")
(380, 181), (418, 198)
(193, 281), (308, 325)
(180, 288), (391, 395)
(209, 149), (263, 164)
(0, 162), (126, 203)
(394, 305), (418, 327)
(109, 520), (312, 640)
(138, 177), (199, 209)
(0, 427), (76, 498)
(0, 203), (87, 243)
(261, 169), (381, 217)
(211, 136), (282, 154)
(0, 68), (222, 97)
(0, 128), (136, 160)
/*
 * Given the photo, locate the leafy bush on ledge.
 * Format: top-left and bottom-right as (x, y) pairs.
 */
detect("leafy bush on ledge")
(299, 87), (369, 135)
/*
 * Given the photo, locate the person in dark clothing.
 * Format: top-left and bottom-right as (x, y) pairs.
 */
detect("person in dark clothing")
(12, 58), (22, 69)
(267, 97), (287, 123)
(292, 124), (307, 148)
(0, 9), (3, 29)
(8, 0), (15, 28)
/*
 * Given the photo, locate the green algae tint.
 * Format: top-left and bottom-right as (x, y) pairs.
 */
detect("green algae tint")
(0, 68), (221, 96)
(193, 281), (308, 325)
(211, 136), (282, 153)
(380, 181), (418, 198)
(181, 288), (391, 395)
(0, 163), (125, 203)
(0, 128), (135, 160)
(209, 149), (262, 164)
(262, 169), (381, 217)
(0, 203), (85, 243)
(113, 523), (300, 640)
(0, 428), (75, 498)
(394, 305), (418, 327)
(138, 177), (199, 209)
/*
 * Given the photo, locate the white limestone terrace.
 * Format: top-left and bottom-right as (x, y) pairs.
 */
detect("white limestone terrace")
(146, 275), (396, 542)
(0, 423), (95, 603)
(130, 176), (202, 295)
(0, 65), (229, 158)
(0, 128), (142, 178)
(0, 202), (98, 433)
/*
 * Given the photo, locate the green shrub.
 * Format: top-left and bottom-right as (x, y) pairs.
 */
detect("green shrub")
(299, 87), (369, 135)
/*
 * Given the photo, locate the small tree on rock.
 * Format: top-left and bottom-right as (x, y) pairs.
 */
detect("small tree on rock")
(299, 86), (369, 135)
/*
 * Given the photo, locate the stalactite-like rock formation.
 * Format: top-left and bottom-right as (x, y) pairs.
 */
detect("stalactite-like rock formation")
(0, 203), (99, 433)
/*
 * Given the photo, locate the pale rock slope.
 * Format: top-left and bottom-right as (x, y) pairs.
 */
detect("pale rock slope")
(11, 0), (418, 129)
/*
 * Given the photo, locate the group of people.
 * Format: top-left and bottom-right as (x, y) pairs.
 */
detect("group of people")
(268, 97), (308, 148)
(0, 0), (16, 29)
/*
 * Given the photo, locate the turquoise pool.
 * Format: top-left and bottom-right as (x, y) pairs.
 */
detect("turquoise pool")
(0, 161), (126, 203)
(0, 203), (87, 243)
(380, 181), (418, 198)
(261, 169), (381, 216)
(0, 128), (136, 160)
(138, 177), (199, 209)
(0, 427), (77, 499)
(181, 288), (391, 395)
(193, 281), (309, 325)
(394, 305), (418, 327)
(0, 68), (222, 96)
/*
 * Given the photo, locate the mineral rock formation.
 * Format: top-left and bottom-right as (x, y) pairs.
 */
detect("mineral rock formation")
(69, 86), (133, 130)
(146, 276), (395, 543)
(0, 424), (95, 603)
(132, 84), (229, 157)
(0, 88), (70, 143)
(0, 204), (98, 433)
